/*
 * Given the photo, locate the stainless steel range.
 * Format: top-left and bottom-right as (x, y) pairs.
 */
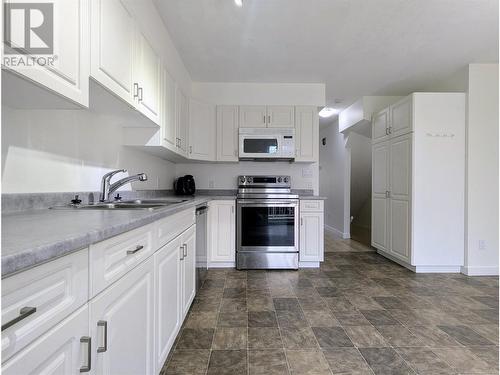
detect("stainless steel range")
(236, 175), (299, 270)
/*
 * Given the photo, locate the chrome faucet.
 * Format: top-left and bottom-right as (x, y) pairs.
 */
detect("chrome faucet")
(99, 169), (148, 202)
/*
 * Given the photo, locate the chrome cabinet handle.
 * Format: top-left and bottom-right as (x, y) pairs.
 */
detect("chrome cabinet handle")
(263, 115), (266, 123)
(2, 306), (36, 331)
(300, 217), (303, 226)
(385, 128), (389, 135)
(97, 320), (108, 353)
(138, 87), (143, 102)
(389, 126), (392, 134)
(268, 115), (271, 124)
(79, 336), (91, 372)
(133, 83), (139, 98)
(189, 145), (193, 154)
(127, 245), (144, 255)
(180, 246), (184, 260)
(183, 244), (187, 258)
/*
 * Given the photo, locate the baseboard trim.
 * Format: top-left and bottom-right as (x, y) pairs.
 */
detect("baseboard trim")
(376, 249), (462, 274)
(415, 266), (461, 273)
(376, 249), (416, 272)
(299, 261), (320, 268)
(324, 225), (350, 239)
(460, 266), (499, 276)
(208, 262), (235, 268)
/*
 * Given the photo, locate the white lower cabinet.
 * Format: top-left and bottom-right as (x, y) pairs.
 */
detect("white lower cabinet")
(299, 200), (324, 264)
(208, 200), (236, 265)
(2, 305), (90, 375)
(180, 226), (196, 318)
(154, 237), (182, 374)
(90, 257), (155, 375)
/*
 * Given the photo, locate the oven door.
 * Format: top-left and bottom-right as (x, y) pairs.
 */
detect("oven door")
(237, 199), (299, 252)
(239, 135), (282, 158)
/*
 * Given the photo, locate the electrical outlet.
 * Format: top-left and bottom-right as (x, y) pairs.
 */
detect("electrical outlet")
(302, 167), (313, 178)
(209, 180), (215, 188)
(478, 240), (486, 250)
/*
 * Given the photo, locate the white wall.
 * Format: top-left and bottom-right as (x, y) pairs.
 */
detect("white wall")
(347, 132), (372, 227)
(192, 82), (325, 106)
(176, 162), (318, 193)
(1, 107), (176, 193)
(319, 120), (349, 236)
(463, 64), (499, 275)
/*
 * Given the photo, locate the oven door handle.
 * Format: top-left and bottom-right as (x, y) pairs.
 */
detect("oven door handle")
(237, 200), (298, 206)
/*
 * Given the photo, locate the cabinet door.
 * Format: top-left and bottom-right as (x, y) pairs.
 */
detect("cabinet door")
(390, 200), (410, 262)
(189, 98), (216, 161)
(135, 31), (161, 125)
(2, 305), (90, 375)
(295, 106), (319, 162)
(239, 105), (267, 128)
(217, 106), (239, 162)
(390, 134), (411, 201)
(299, 212), (324, 262)
(208, 201), (236, 263)
(389, 134), (411, 262)
(175, 87), (189, 157)
(91, 258), (154, 375)
(91, 0), (134, 106)
(371, 197), (389, 251)
(390, 96), (412, 137)
(268, 106), (295, 128)
(181, 226), (196, 318)
(372, 142), (389, 196)
(4, 0), (90, 106)
(161, 67), (177, 151)
(372, 107), (390, 143)
(371, 141), (390, 251)
(154, 238), (182, 374)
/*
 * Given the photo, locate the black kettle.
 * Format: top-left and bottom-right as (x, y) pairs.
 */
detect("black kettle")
(174, 175), (196, 196)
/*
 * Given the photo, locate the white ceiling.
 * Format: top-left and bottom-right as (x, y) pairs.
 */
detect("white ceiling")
(155, 0), (498, 109)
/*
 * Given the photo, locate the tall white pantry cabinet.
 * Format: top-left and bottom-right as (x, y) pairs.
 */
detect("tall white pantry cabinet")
(371, 93), (465, 272)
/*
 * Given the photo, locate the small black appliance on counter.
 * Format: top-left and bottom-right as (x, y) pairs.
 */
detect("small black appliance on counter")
(174, 175), (196, 195)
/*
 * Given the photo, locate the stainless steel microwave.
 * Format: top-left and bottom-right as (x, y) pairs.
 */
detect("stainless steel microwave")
(238, 128), (295, 160)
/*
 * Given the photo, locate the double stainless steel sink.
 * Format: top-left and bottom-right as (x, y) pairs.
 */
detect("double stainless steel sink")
(51, 199), (189, 211)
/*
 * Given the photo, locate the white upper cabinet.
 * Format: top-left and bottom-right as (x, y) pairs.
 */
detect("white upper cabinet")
(134, 31), (161, 124)
(161, 67), (177, 151)
(295, 106), (319, 162)
(390, 96), (413, 137)
(373, 96), (413, 143)
(189, 98), (216, 161)
(372, 107), (390, 143)
(268, 106), (295, 127)
(217, 106), (239, 162)
(91, 0), (135, 106)
(239, 105), (296, 128)
(239, 106), (267, 128)
(3, 0), (90, 107)
(175, 87), (189, 157)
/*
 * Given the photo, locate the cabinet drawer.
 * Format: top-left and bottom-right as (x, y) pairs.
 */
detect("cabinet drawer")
(1, 249), (88, 362)
(90, 224), (155, 297)
(157, 209), (195, 249)
(300, 200), (324, 212)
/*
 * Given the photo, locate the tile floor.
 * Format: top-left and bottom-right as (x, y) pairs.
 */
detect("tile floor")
(161, 232), (499, 374)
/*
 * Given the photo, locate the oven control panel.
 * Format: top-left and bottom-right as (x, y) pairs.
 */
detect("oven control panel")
(238, 175), (290, 188)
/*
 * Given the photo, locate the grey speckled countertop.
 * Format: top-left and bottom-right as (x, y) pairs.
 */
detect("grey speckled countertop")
(1, 195), (234, 277)
(2, 193), (326, 277)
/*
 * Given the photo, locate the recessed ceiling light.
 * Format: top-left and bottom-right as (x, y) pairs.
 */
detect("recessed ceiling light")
(234, 0), (243, 7)
(318, 107), (339, 118)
